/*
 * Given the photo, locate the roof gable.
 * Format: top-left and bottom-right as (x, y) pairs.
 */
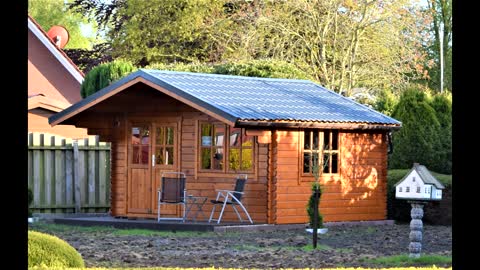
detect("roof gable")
(28, 15), (84, 84)
(28, 94), (70, 113)
(49, 69), (402, 128)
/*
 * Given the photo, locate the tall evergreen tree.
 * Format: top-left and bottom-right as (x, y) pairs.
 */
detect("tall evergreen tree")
(389, 87), (441, 170)
(429, 93), (452, 174)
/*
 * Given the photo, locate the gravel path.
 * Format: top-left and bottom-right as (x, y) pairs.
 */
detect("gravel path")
(29, 222), (451, 268)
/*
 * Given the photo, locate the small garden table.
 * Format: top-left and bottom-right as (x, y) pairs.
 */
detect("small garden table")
(185, 195), (208, 222)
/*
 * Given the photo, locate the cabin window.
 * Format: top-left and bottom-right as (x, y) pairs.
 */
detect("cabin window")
(154, 126), (175, 165)
(412, 177), (415, 182)
(199, 123), (254, 172)
(131, 126), (150, 165)
(399, 187), (402, 192)
(228, 127), (253, 171)
(406, 187), (410, 192)
(416, 186), (421, 193)
(303, 130), (339, 174)
(200, 123), (225, 170)
(425, 187), (429, 193)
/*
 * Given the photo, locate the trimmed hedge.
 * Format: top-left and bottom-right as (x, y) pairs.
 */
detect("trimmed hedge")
(28, 230), (85, 268)
(387, 169), (452, 224)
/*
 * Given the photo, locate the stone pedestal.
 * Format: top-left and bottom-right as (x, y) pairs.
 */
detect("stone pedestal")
(408, 202), (425, 258)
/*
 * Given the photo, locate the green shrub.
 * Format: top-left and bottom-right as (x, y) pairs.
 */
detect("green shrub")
(146, 59), (314, 81)
(81, 59), (138, 98)
(212, 59), (314, 80)
(28, 230), (84, 268)
(145, 62), (215, 73)
(28, 188), (33, 217)
(306, 182), (323, 228)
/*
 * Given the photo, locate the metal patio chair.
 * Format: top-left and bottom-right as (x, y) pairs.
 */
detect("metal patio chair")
(208, 174), (253, 224)
(157, 172), (187, 222)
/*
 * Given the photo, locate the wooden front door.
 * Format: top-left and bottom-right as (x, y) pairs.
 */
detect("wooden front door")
(127, 121), (178, 216)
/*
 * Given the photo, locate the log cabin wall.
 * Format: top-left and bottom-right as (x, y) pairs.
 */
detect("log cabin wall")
(273, 129), (388, 224)
(71, 84), (269, 222)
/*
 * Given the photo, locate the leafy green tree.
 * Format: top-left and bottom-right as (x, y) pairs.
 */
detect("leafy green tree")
(389, 86), (441, 170)
(252, 0), (429, 95)
(81, 60), (137, 98)
(29, 0), (99, 49)
(424, 0), (452, 92)
(105, 0), (225, 66)
(429, 93), (452, 174)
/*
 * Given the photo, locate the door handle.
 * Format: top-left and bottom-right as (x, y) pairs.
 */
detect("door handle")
(152, 154), (155, 167)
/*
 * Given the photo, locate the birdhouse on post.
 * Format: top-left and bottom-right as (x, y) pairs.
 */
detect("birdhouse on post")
(394, 163), (445, 201)
(394, 163), (445, 258)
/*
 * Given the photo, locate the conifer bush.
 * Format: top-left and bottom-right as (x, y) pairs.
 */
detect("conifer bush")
(389, 87), (441, 170)
(81, 59), (138, 98)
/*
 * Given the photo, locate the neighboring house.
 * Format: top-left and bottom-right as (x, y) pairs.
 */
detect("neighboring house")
(395, 163), (444, 201)
(49, 69), (402, 224)
(28, 15), (88, 138)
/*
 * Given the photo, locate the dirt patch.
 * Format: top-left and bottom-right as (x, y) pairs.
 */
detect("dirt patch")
(29, 222), (451, 268)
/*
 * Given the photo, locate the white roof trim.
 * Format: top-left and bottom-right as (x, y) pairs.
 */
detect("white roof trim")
(28, 18), (84, 84)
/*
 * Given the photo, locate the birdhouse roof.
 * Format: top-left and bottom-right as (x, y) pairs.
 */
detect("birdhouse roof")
(394, 163), (445, 189)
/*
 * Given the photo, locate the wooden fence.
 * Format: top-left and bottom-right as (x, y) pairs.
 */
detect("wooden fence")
(28, 133), (111, 214)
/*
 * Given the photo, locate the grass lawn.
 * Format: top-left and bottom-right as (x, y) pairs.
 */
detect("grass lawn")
(28, 267), (452, 270)
(29, 222), (214, 237)
(362, 254), (452, 267)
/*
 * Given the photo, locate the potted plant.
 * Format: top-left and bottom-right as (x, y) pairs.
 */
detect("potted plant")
(305, 149), (328, 235)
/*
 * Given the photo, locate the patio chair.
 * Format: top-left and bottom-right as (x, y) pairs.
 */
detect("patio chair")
(157, 172), (187, 222)
(208, 174), (253, 224)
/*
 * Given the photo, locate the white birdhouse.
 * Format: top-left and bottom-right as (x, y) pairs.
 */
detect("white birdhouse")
(394, 163), (444, 201)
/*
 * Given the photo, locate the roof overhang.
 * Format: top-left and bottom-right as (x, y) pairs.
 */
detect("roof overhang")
(236, 120), (401, 130)
(28, 95), (70, 113)
(28, 16), (84, 84)
(49, 71), (239, 127)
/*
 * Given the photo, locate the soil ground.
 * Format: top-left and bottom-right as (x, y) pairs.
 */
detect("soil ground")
(29, 222), (451, 269)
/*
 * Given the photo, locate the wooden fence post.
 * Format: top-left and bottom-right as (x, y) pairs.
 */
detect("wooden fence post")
(73, 140), (81, 213)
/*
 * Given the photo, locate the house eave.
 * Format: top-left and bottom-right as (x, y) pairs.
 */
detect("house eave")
(236, 120), (401, 130)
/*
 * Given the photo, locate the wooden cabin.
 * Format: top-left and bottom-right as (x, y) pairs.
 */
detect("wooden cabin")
(28, 15), (88, 138)
(49, 69), (401, 224)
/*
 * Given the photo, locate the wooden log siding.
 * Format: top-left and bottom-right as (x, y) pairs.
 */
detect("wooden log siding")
(27, 133), (111, 214)
(95, 111), (269, 222)
(273, 130), (388, 224)
(57, 87), (389, 224)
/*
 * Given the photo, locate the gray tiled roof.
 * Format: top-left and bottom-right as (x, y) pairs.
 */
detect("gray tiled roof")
(415, 164), (445, 189)
(49, 69), (401, 127)
(142, 70), (401, 125)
